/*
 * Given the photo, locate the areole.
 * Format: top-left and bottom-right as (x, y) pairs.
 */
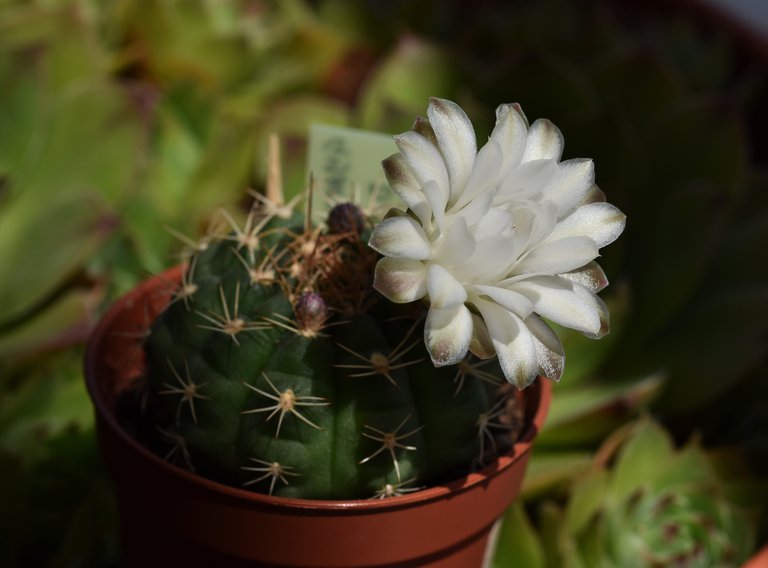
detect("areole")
(85, 267), (551, 567)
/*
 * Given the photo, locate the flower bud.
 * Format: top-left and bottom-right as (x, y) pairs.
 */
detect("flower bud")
(327, 202), (365, 235)
(294, 292), (329, 335)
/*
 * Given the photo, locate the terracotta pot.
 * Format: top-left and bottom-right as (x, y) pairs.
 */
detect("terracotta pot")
(85, 268), (552, 567)
(743, 544), (768, 568)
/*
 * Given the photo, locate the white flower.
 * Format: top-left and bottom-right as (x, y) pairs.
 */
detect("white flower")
(369, 98), (625, 388)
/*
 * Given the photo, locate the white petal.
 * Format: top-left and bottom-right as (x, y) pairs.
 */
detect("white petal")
(412, 116), (437, 145)
(457, 103), (528, 208)
(469, 313), (495, 359)
(428, 98), (477, 202)
(559, 261), (609, 293)
(368, 215), (432, 260)
(434, 216), (476, 266)
(473, 206), (513, 241)
(426, 264), (467, 308)
(456, 235), (516, 283)
(459, 139), (503, 209)
(475, 299), (538, 389)
(525, 314), (564, 381)
(492, 103), (529, 172)
(382, 154), (432, 227)
(543, 158), (595, 217)
(545, 202), (626, 249)
(581, 288), (610, 339)
(423, 180), (448, 230)
(394, 131), (450, 195)
(497, 159), (560, 202)
(522, 119), (564, 162)
(471, 285), (534, 318)
(373, 258), (427, 303)
(425, 304), (473, 367)
(511, 276), (603, 337)
(577, 183), (606, 206)
(514, 236), (599, 275)
(453, 188), (493, 228)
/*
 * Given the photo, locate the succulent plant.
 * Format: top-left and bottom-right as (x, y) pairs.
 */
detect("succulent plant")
(533, 419), (758, 568)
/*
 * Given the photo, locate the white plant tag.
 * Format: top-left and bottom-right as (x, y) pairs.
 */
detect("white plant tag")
(307, 123), (400, 219)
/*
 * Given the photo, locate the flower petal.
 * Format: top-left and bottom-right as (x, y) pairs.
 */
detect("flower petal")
(425, 304), (473, 366)
(577, 183), (606, 206)
(514, 236), (599, 275)
(525, 314), (564, 381)
(455, 235), (516, 283)
(473, 205), (513, 241)
(471, 285), (534, 318)
(453, 187), (494, 228)
(457, 103), (528, 208)
(545, 202), (626, 249)
(426, 264), (467, 308)
(394, 130), (450, 194)
(511, 276), (604, 337)
(373, 258), (427, 303)
(559, 261), (609, 293)
(434, 216), (476, 266)
(368, 214), (432, 259)
(382, 154), (431, 227)
(459, 139), (503, 208)
(492, 103), (529, 172)
(497, 159), (560, 202)
(428, 97), (477, 202)
(423, 180), (448, 230)
(543, 158), (595, 217)
(469, 313), (495, 359)
(475, 299), (538, 389)
(522, 119), (564, 162)
(412, 116), (437, 145)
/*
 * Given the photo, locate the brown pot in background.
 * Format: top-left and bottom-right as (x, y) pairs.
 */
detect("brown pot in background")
(84, 268), (552, 567)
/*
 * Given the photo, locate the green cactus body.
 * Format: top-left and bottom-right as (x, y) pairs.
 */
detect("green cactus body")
(142, 205), (520, 500)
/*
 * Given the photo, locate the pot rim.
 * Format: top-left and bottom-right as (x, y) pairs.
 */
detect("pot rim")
(85, 267), (552, 513)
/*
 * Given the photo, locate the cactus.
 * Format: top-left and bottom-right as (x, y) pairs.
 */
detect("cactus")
(140, 199), (521, 500)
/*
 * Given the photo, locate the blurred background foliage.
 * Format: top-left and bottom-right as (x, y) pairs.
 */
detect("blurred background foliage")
(0, 0), (766, 565)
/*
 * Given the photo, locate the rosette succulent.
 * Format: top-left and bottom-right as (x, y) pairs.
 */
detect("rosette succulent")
(370, 98), (625, 388)
(535, 419), (757, 567)
(130, 98), (623, 499)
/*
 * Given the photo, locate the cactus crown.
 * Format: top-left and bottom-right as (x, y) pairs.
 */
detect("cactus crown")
(137, 187), (522, 500)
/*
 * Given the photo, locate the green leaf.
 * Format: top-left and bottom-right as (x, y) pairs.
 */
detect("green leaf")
(566, 470), (610, 534)
(6, 82), (146, 205)
(491, 503), (546, 568)
(522, 451), (593, 500)
(609, 419), (674, 502)
(538, 501), (585, 568)
(358, 38), (458, 133)
(0, 191), (114, 329)
(536, 374), (663, 449)
(0, 287), (98, 363)
(0, 354), (93, 462)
